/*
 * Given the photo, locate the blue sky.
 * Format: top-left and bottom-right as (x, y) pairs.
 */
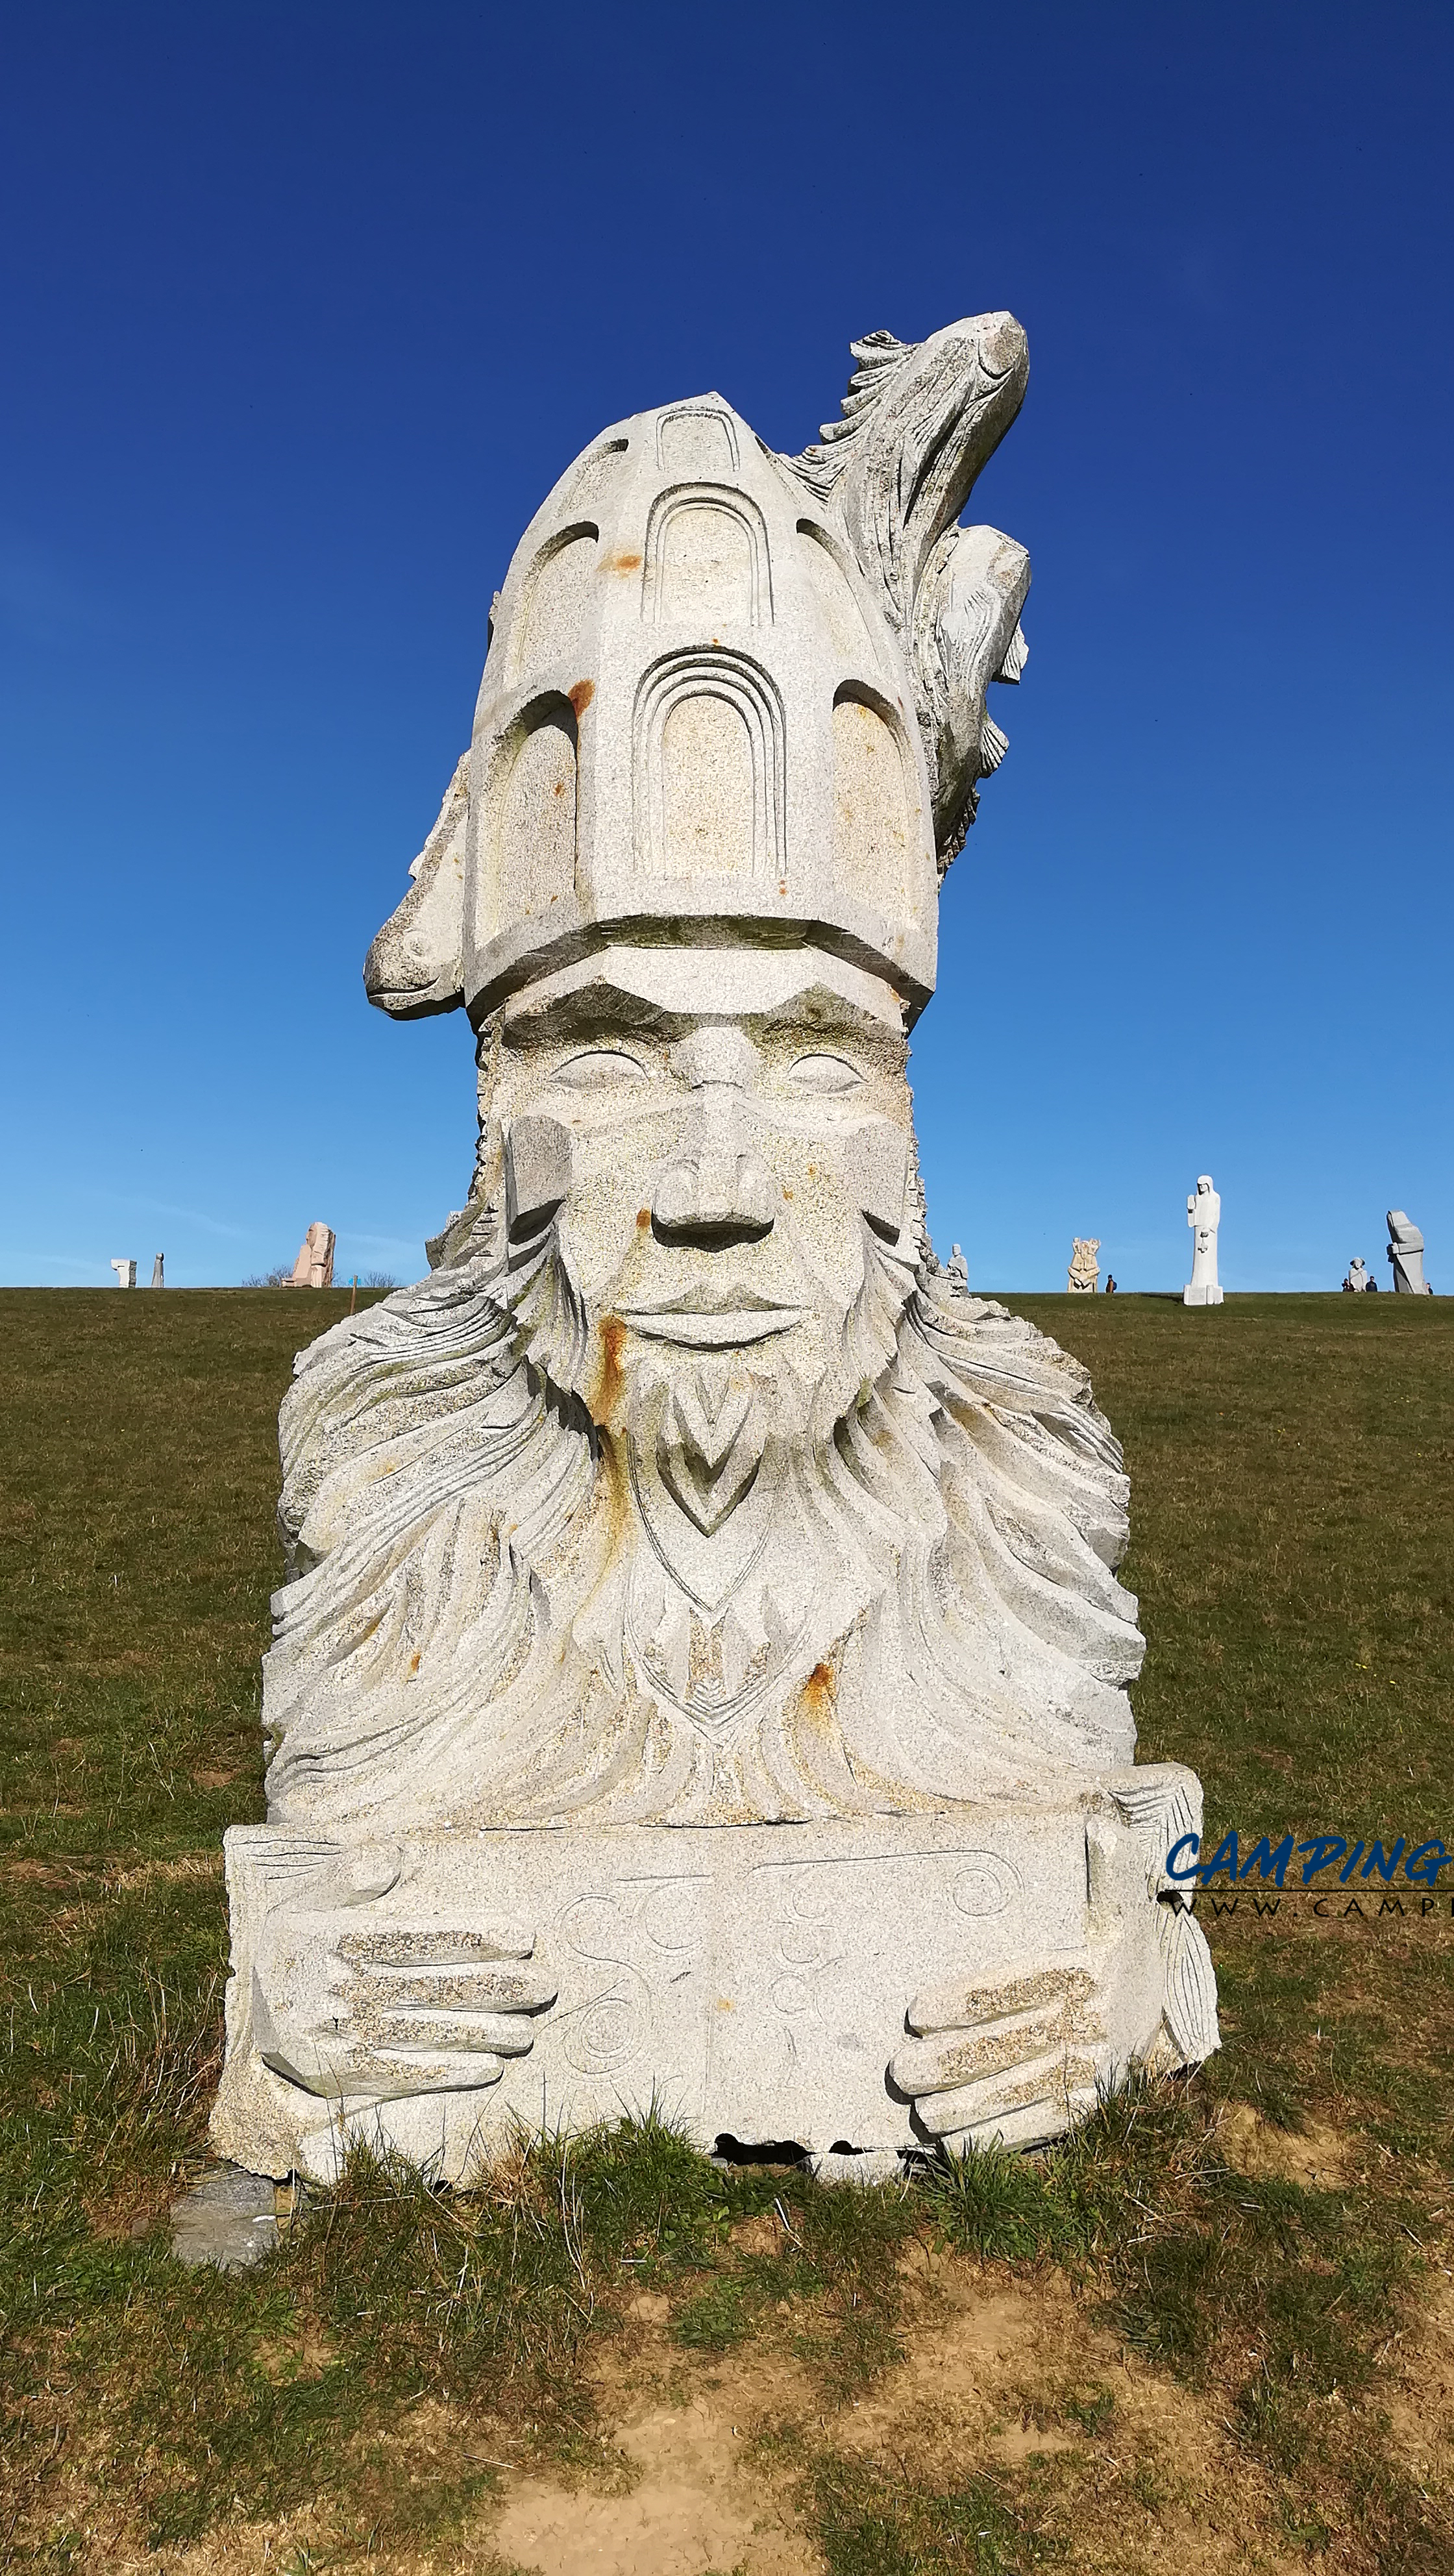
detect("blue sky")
(1, 2), (1449, 1291)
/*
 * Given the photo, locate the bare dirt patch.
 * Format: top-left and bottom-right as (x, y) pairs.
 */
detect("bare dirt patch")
(1218, 2099), (1353, 2186)
(476, 2310), (817, 2576)
(728, 2210), (784, 2258)
(471, 2255), (1316, 2576)
(1382, 2267), (1454, 2490)
(491, 2391), (819, 2576)
(823, 2255), (1309, 2575)
(251, 2322), (338, 2383)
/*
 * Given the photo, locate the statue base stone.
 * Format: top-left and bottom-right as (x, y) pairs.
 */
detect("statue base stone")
(212, 1769), (1216, 2185)
(1183, 1285), (1224, 1307)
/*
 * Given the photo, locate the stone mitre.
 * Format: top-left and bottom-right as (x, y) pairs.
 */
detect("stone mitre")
(363, 314), (1033, 1032)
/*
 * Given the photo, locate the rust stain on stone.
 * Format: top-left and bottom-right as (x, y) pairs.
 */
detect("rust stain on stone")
(798, 1660), (837, 1740)
(591, 1314), (626, 1423)
(603, 551), (643, 575)
(590, 1429), (631, 1562)
(568, 679), (595, 719)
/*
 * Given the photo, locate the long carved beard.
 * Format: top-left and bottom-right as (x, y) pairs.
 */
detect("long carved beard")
(603, 1224), (913, 1542)
(650, 1235), (917, 1521)
(654, 1360), (767, 1535)
(262, 1213), (1143, 1836)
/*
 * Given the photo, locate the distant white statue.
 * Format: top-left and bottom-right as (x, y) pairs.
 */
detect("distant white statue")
(1386, 1211), (1433, 1295)
(110, 1259), (136, 1288)
(944, 1242), (968, 1291)
(283, 1222), (336, 1289)
(1183, 1176), (1223, 1306)
(1343, 1257), (1370, 1293)
(1067, 1237), (1100, 1293)
(150, 1254), (165, 1289)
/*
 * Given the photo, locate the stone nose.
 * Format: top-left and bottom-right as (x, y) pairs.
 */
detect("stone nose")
(652, 1090), (776, 1245)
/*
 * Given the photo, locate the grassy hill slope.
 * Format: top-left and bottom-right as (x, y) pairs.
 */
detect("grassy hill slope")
(3, 1288), (1451, 2573)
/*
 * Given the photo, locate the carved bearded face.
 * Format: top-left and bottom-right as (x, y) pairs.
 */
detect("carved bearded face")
(263, 939), (1147, 1837)
(490, 950), (918, 1563)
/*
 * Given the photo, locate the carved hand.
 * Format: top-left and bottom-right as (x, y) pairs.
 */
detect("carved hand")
(889, 1961), (1103, 2148)
(251, 1877), (557, 2103)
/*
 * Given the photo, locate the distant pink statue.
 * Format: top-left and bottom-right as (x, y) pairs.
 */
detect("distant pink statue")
(284, 1222), (336, 1289)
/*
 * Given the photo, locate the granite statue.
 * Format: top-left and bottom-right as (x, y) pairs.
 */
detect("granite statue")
(214, 318), (1218, 2185)
(284, 1223), (336, 1290)
(110, 1259), (136, 1287)
(1067, 1237), (1100, 1294)
(1183, 1176), (1223, 1306)
(1386, 1211), (1432, 1294)
(151, 1254), (166, 1289)
(1343, 1257), (1370, 1294)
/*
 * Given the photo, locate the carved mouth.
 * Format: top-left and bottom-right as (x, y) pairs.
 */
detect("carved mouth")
(617, 1293), (807, 1349)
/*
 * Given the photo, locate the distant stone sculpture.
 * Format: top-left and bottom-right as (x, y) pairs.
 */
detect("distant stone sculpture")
(1067, 1238), (1100, 1293)
(1343, 1257), (1370, 1294)
(945, 1243), (969, 1291)
(150, 1255), (165, 1289)
(1183, 1177), (1223, 1306)
(214, 318), (1217, 2188)
(284, 1223), (336, 1289)
(110, 1259), (136, 1288)
(1386, 1212), (1433, 1295)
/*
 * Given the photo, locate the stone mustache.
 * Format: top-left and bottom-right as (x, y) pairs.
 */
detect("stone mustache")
(213, 318), (1218, 2185)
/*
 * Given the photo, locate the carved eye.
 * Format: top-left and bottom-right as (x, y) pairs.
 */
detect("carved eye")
(552, 1048), (651, 1091)
(787, 1052), (863, 1094)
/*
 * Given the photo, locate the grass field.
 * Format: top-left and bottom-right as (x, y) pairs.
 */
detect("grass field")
(3, 1287), (1453, 2575)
